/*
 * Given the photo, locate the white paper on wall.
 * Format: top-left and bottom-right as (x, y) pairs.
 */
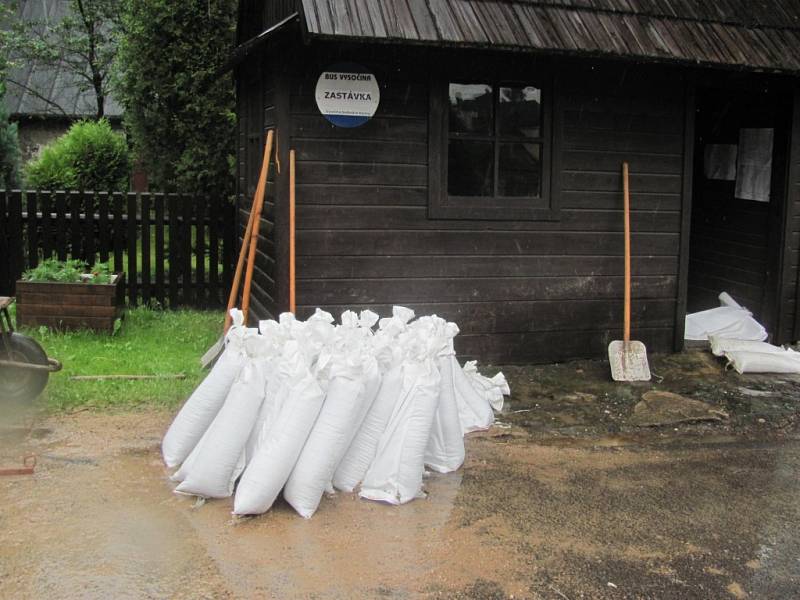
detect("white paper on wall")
(703, 144), (737, 180)
(735, 128), (773, 202)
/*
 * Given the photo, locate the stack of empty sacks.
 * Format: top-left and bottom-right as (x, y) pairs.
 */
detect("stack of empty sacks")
(162, 306), (510, 518)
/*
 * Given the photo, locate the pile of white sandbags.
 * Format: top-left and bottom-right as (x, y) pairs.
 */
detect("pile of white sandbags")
(163, 306), (509, 518)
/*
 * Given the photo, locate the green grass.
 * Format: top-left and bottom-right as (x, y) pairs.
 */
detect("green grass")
(17, 307), (223, 412)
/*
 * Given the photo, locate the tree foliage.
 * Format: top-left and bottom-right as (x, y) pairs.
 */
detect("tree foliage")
(116, 0), (237, 197)
(0, 6), (21, 187)
(0, 82), (21, 189)
(24, 119), (129, 191)
(4, 0), (122, 119)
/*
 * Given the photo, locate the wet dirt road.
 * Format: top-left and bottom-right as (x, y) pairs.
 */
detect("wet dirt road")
(1, 410), (799, 599)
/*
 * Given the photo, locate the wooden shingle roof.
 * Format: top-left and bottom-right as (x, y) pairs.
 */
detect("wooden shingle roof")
(298, 0), (800, 73)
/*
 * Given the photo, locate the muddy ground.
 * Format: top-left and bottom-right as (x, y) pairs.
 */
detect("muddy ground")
(1, 349), (799, 599)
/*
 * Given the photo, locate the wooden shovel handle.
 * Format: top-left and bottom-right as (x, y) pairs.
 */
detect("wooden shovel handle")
(623, 161), (631, 343)
(242, 129), (275, 324)
(289, 149), (296, 314)
(224, 131), (274, 332)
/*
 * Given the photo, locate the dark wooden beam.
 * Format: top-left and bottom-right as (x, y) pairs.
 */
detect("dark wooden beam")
(790, 85), (800, 341)
(674, 71), (696, 351)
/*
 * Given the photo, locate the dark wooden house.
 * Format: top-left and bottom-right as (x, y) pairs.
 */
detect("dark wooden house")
(233, 0), (800, 363)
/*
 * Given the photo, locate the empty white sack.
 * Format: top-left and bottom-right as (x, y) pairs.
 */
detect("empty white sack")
(161, 309), (252, 468)
(174, 342), (268, 498)
(684, 292), (767, 342)
(233, 342), (326, 515)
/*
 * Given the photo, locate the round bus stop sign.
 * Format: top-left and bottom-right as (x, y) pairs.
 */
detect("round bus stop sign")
(315, 63), (380, 128)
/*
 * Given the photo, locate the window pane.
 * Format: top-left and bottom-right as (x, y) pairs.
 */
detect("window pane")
(449, 83), (493, 135)
(499, 86), (541, 138)
(499, 143), (541, 197)
(448, 140), (494, 196)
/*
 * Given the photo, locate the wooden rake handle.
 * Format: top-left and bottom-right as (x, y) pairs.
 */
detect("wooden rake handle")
(224, 129), (274, 332)
(241, 129), (275, 325)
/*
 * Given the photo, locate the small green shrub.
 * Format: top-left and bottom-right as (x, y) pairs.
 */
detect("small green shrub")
(24, 119), (129, 192)
(23, 258), (114, 284)
(23, 143), (77, 190)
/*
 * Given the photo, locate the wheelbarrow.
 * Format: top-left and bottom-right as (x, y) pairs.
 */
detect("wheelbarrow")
(0, 297), (62, 401)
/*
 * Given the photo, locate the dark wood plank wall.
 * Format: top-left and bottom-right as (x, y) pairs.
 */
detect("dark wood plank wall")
(286, 45), (685, 363)
(687, 185), (770, 316)
(237, 53), (279, 322)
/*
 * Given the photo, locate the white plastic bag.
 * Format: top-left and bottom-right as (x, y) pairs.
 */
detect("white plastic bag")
(161, 309), (251, 468)
(283, 356), (378, 518)
(233, 343), (325, 515)
(360, 358), (441, 505)
(174, 341), (267, 498)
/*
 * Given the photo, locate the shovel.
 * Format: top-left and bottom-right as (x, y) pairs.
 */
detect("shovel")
(609, 162), (651, 382)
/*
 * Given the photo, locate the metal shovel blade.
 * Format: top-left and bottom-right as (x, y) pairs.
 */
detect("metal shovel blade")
(608, 340), (651, 381)
(200, 336), (224, 369)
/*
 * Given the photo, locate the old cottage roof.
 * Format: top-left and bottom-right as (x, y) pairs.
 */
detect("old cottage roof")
(298, 0), (800, 73)
(3, 0), (123, 119)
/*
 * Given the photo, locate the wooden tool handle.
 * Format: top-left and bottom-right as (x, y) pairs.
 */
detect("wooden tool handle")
(242, 129), (275, 324)
(224, 131), (274, 332)
(289, 149), (296, 314)
(623, 161), (631, 343)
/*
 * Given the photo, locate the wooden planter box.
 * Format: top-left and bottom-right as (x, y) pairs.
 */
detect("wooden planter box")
(15, 274), (125, 333)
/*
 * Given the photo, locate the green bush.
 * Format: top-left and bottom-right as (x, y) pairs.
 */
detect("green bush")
(24, 119), (129, 191)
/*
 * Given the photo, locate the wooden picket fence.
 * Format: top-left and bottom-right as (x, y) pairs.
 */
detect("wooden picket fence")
(0, 190), (236, 308)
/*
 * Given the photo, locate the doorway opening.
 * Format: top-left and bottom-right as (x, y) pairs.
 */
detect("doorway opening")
(686, 84), (792, 340)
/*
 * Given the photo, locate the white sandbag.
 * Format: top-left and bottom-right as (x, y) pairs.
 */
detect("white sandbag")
(450, 355), (495, 433)
(333, 364), (403, 492)
(724, 348), (800, 374)
(283, 356), (378, 518)
(424, 355), (464, 473)
(463, 360), (510, 412)
(360, 359), (441, 505)
(233, 345), (325, 515)
(161, 309), (251, 468)
(174, 344), (267, 498)
(708, 336), (787, 357)
(243, 359), (279, 461)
